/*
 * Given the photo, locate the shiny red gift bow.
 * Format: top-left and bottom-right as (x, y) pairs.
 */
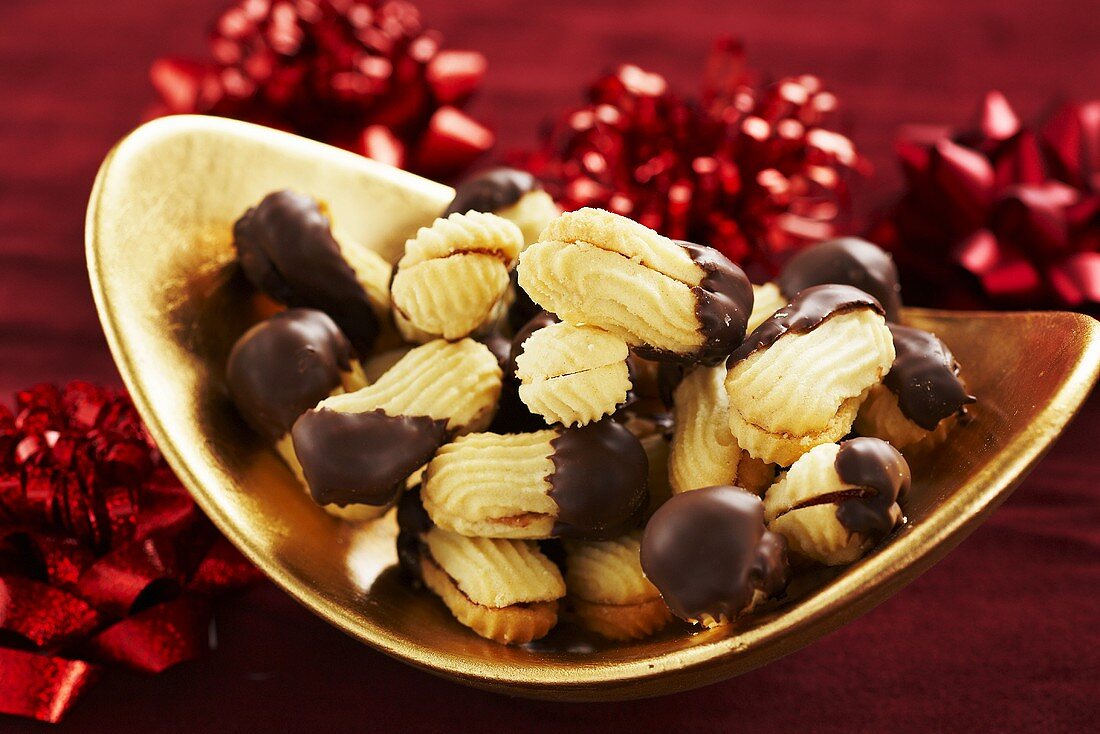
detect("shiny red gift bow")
(148, 0), (494, 180)
(513, 37), (867, 280)
(0, 383), (260, 723)
(877, 91), (1100, 309)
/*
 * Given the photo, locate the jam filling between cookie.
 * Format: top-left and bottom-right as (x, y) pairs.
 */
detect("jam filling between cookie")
(775, 237), (903, 322)
(833, 437), (911, 540)
(291, 408), (447, 507)
(727, 283), (885, 368)
(444, 167), (541, 216)
(640, 485), (789, 622)
(884, 324), (976, 431)
(226, 308), (354, 442)
(547, 419), (649, 540)
(234, 190), (380, 354)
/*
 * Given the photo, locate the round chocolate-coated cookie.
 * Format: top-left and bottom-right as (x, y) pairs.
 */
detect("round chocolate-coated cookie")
(776, 237), (902, 321)
(225, 308), (353, 441)
(641, 485), (788, 623)
(233, 190), (380, 353)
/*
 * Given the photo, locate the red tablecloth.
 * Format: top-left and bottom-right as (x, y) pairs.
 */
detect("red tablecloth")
(2, 1), (1098, 730)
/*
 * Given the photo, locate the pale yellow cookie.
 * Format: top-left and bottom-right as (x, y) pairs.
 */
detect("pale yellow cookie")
(514, 321), (631, 426)
(420, 527), (564, 644)
(391, 212), (523, 341)
(497, 190), (561, 247)
(668, 365), (742, 494)
(319, 338), (502, 434)
(564, 531), (672, 640)
(421, 421), (648, 540)
(746, 282), (787, 333)
(518, 208), (751, 363)
(726, 308), (895, 466)
(361, 345), (412, 383)
(763, 441), (904, 565)
(737, 455), (778, 495)
(422, 430), (560, 538)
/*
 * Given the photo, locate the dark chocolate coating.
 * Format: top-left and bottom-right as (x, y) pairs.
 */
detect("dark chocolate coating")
(475, 330), (513, 374)
(640, 486), (789, 623)
(290, 408), (446, 507)
(776, 237), (903, 321)
(444, 167), (541, 216)
(225, 309), (353, 441)
(884, 325), (976, 431)
(632, 242), (754, 366)
(395, 486), (433, 582)
(656, 362), (687, 409)
(233, 190), (380, 354)
(727, 284), (884, 368)
(506, 311), (560, 379)
(547, 419), (649, 540)
(834, 437), (911, 540)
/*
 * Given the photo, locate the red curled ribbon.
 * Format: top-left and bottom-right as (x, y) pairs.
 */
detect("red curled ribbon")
(0, 383), (261, 723)
(877, 91), (1100, 309)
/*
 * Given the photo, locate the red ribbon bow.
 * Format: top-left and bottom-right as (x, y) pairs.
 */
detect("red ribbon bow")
(0, 382), (260, 723)
(147, 0), (493, 180)
(879, 91), (1100, 309)
(512, 37), (867, 281)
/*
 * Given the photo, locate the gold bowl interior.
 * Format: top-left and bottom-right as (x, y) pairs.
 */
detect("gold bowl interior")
(86, 116), (1100, 701)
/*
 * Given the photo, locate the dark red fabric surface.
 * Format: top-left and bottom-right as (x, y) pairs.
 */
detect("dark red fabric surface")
(1, 1), (1098, 730)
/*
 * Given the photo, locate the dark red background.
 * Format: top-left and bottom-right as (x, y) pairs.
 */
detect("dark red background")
(2, 1), (1098, 730)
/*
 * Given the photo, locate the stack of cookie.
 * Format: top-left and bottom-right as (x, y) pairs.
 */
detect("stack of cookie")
(224, 167), (975, 645)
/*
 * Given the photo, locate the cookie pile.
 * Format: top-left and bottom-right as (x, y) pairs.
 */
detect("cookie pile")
(224, 167), (975, 645)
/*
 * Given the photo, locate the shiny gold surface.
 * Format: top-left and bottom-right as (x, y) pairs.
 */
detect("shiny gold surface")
(87, 116), (1100, 701)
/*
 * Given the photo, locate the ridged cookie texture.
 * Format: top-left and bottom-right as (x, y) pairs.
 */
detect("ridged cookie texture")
(746, 282), (787, 334)
(725, 285), (895, 466)
(421, 420), (649, 540)
(518, 208), (752, 364)
(668, 365), (742, 494)
(420, 527), (564, 644)
(514, 321), (631, 426)
(291, 339), (502, 508)
(854, 384), (950, 449)
(422, 430), (560, 538)
(763, 439), (909, 565)
(564, 531), (672, 640)
(391, 211), (523, 341)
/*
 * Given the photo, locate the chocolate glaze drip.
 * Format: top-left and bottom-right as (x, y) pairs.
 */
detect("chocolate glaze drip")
(225, 309), (353, 442)
(834, 437), (911, 540)
(506, 310), (560, 379)
(884, 324), (976, 430)
(727, 284), (884, 369)
(233, 190), (379, 354)
(395, 486), (432, 581)
(547, 419), (649, 540)
(633, 242), (753, 366)
(640, 486), (789, 622)
(290, 408), (446, 507)
(776, 237), (903, 321)
(444, 167), (541, 216)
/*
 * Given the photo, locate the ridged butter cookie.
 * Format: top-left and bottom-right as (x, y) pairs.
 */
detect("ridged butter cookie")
(725, 285), (895, 466)
(517, 208), (753, 365)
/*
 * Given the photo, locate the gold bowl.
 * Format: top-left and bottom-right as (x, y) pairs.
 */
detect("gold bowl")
(86, 116), (1100, 701)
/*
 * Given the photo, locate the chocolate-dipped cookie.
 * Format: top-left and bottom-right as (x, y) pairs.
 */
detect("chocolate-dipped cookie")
(640, 485), (789, 626)
(518, 208), (753, 365)
(775, 237), (903, 321)
(445, 167), (561, 246)
(855, 325), (975, 448)
(420, 418), (649, 541)
(763, 437), (909, 565)
(725, 284), (896, 466)
(233, 190), (388, 354)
